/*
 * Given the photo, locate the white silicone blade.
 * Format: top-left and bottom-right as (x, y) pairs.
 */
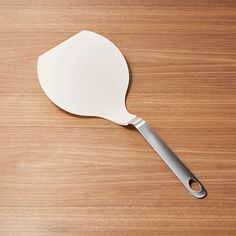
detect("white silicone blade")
(37, 30), (135, 125)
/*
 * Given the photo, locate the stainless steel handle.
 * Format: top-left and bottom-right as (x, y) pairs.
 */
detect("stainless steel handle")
(130, 118), (207, 198)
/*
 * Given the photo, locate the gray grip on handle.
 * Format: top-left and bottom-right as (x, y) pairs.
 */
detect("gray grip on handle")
(130, 118), (207, 199)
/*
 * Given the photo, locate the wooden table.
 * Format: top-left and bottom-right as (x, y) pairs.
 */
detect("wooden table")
(0, 1), (236, 235)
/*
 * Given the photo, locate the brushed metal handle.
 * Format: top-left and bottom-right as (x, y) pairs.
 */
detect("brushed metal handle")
(130, 118), (207, 198)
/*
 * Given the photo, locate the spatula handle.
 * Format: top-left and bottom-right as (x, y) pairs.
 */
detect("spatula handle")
(130, 118), (207, 198)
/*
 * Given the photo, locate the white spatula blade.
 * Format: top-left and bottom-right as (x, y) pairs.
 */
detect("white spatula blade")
(37, 30), (135, 125)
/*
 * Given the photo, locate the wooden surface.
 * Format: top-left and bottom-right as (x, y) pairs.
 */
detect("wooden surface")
(0, 1), (236, 235)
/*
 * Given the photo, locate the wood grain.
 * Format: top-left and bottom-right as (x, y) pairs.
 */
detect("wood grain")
(0, 1), (236, 235)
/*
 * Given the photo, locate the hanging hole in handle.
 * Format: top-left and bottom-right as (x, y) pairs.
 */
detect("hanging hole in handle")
(189, 179), (202, 192)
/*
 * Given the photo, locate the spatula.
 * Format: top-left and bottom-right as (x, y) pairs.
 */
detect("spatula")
(37, 30), (207, 198)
